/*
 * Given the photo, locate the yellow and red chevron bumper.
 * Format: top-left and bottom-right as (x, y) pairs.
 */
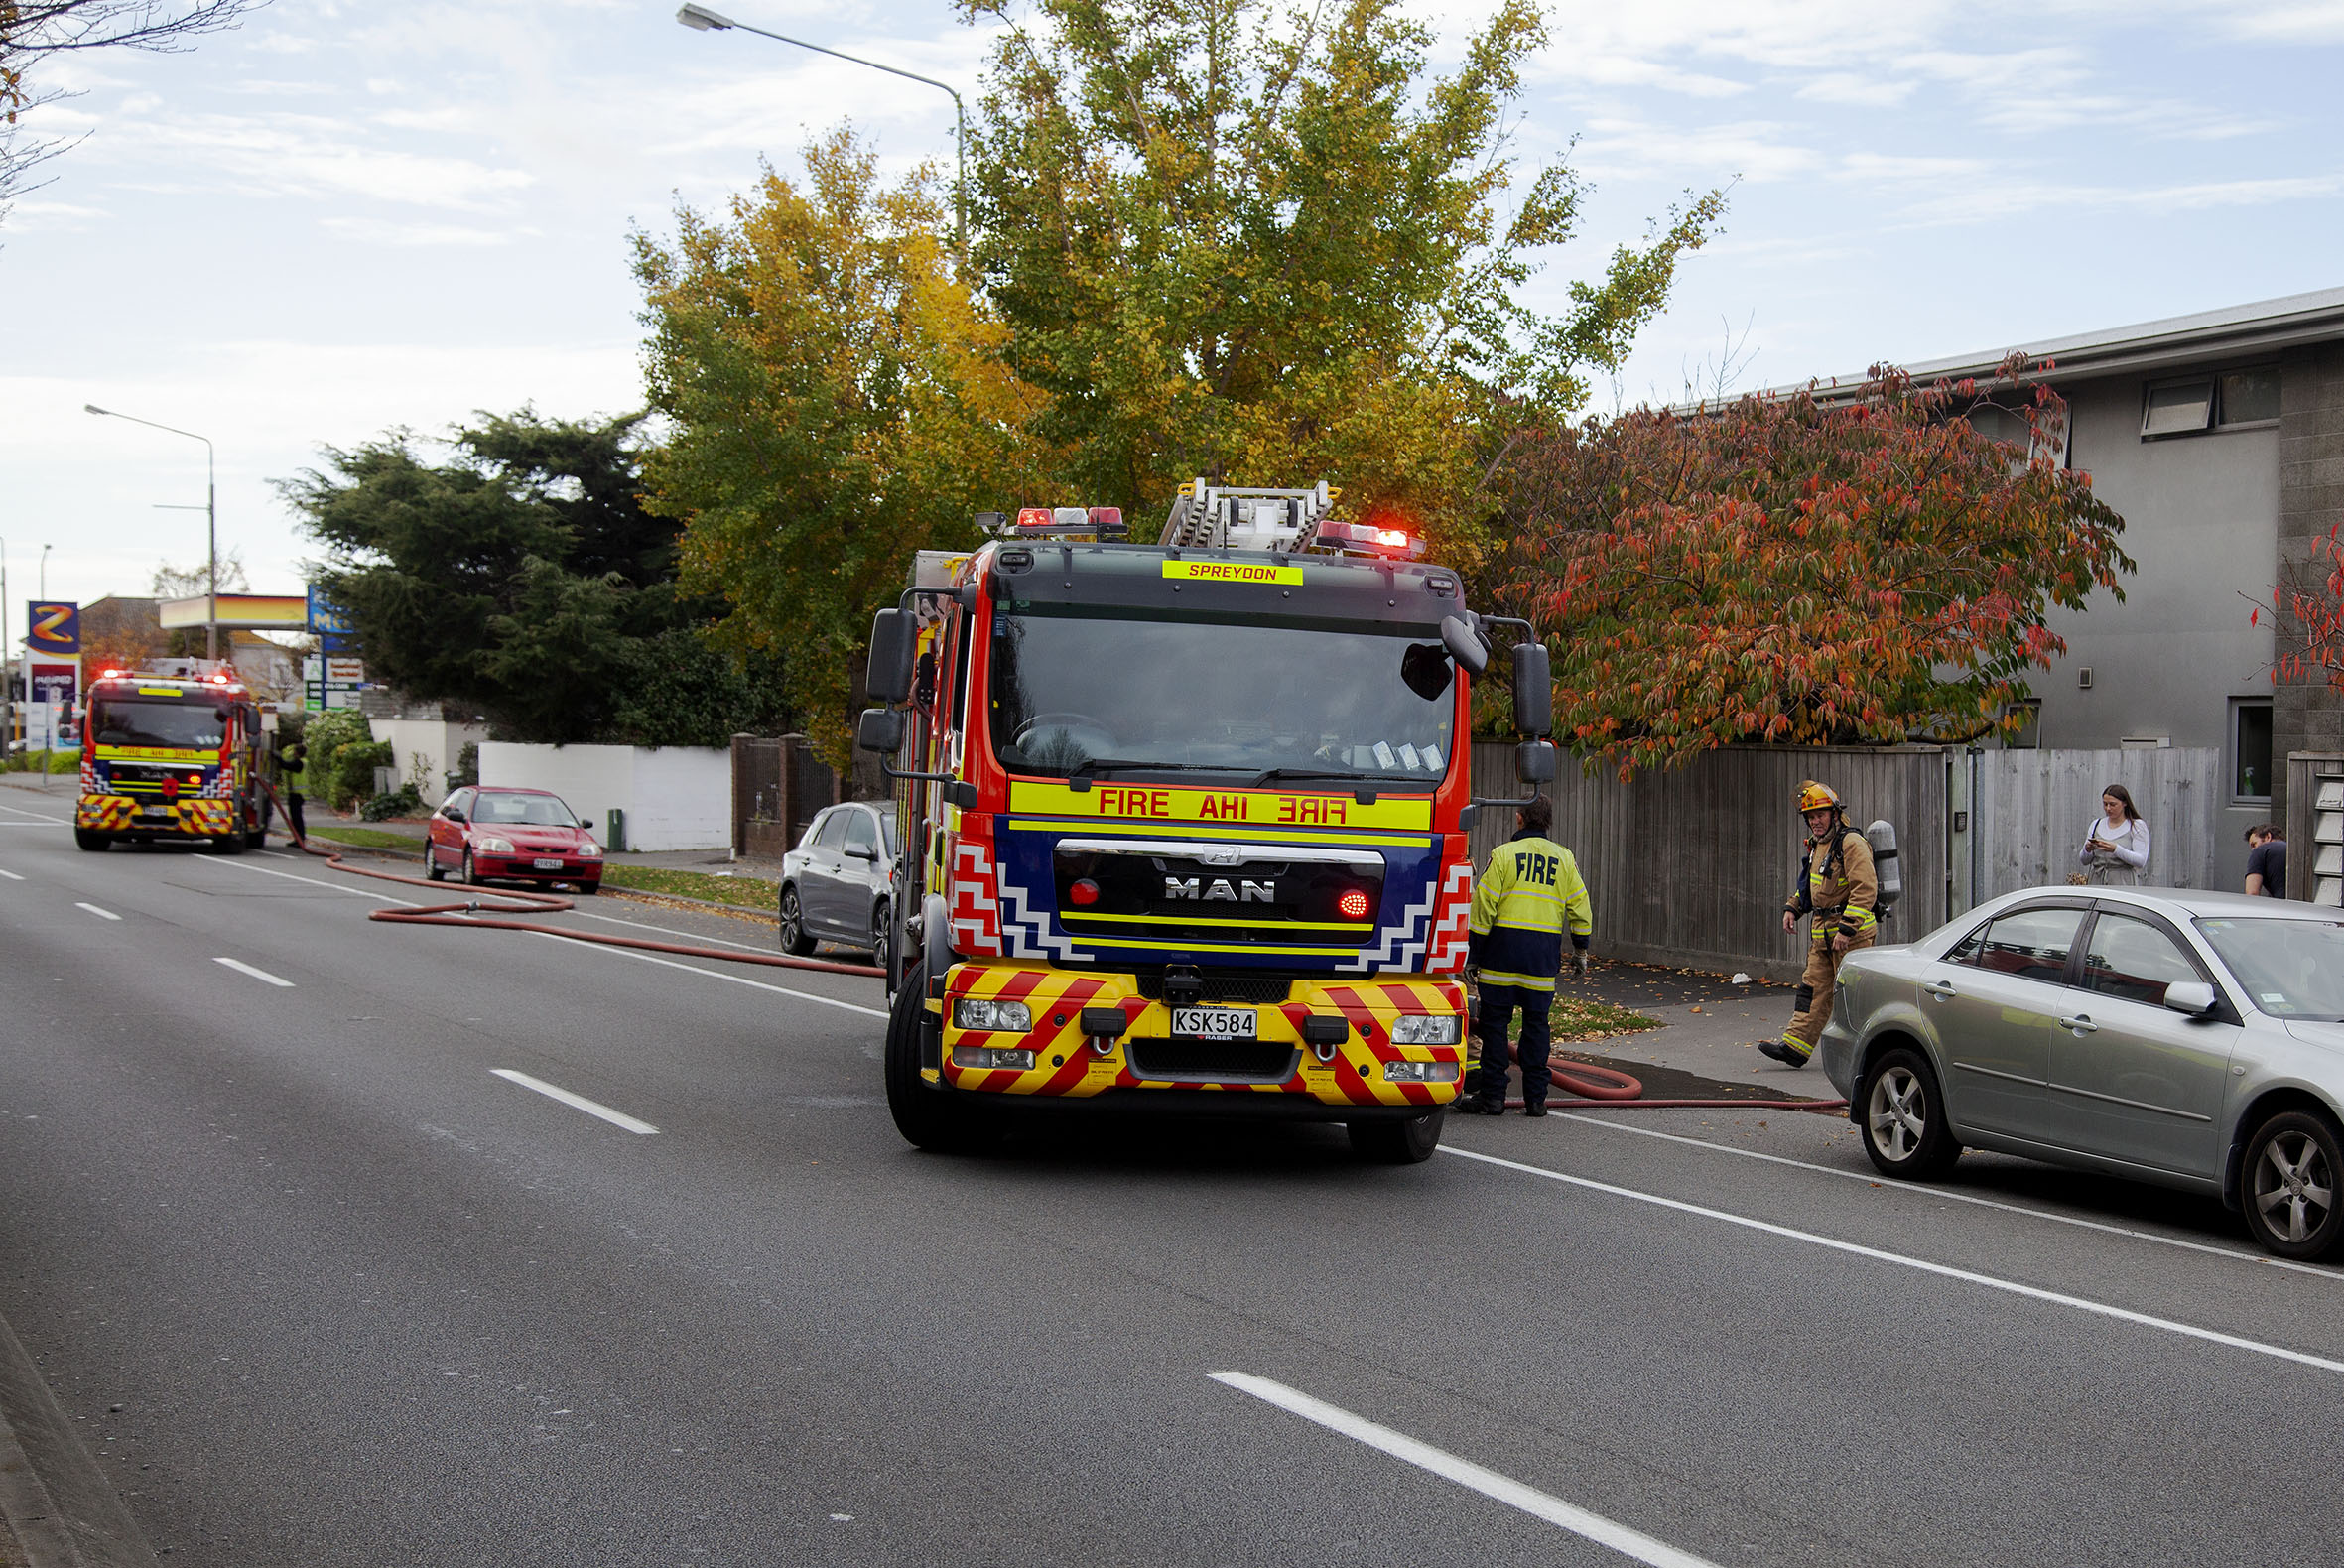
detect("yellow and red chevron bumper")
(75, 794), (234, 839)
(934, 963), (1467, 1110)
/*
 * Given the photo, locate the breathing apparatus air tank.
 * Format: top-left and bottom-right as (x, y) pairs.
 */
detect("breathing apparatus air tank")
(1867, 819), (1901, 914)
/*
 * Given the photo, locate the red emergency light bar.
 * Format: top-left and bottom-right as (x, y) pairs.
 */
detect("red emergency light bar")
(1003, 505), (1128, 538)
(1315, 520), (1423, 559)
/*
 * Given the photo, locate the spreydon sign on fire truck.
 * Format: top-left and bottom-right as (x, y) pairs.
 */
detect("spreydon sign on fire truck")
(851, 482), (1556, 1166)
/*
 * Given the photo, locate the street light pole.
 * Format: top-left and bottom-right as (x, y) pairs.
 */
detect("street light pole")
(84, 404), (218, 661)
(675, 3), (968, 257)
(1, 535), (11, 754)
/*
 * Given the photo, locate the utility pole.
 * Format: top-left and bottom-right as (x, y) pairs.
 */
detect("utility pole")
(84, 405), (218, 660)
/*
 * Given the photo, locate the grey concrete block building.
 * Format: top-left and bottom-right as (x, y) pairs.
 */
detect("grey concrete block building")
(1806, 287), (2344, 890)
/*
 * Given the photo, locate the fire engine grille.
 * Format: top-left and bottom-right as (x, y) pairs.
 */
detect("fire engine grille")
(1133, 974), (1292, 1005)
(1127, 1039), (1300, 1084)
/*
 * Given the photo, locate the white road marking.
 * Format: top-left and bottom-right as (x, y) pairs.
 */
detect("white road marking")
(0, 803), (67, 824)
(1556, 1111), (2338, 1278)
(213, 957), (295, 988)
(490, 1069), (660, 1134)
(576, 907), (783, 954)
(0, 867), (23, 880)
(74, 902), (120, 921)
(1444, 1144), (2344, 1376)
(198, 855), (420, 906)
(554, 937), (890, 1020)
(1211, 1372), (1722, 1568)
(211, 849), (885, 1018)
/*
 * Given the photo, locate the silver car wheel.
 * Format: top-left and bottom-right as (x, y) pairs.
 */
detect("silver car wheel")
(2254, 1131), (2335, 1245)
(1868, 1065), (1927, 1163)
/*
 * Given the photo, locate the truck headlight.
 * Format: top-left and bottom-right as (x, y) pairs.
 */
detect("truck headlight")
(1389, 1013), (1462, 1045)
(1383, 1059), (1460, 1082)
(476, 836), (515, 854)
(954, 997), (1032, 1032)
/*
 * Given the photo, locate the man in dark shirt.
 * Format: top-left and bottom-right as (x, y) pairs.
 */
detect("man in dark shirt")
(2245, 824), (2287, 898)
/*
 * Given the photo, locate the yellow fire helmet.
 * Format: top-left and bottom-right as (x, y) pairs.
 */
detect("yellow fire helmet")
(1796, 780), (1842, 814)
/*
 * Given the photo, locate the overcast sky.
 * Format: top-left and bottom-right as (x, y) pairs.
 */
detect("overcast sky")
(3, 0), (2341, 617)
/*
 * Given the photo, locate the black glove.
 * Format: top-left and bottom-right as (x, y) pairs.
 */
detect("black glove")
(1570, 949), (1590, 978)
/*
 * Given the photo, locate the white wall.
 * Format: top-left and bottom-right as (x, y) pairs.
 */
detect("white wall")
(374, 719), (488, 807)
(476, 742), (728, 851)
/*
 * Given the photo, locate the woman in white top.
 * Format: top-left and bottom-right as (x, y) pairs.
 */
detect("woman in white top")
(2078, 783), (2150, 885)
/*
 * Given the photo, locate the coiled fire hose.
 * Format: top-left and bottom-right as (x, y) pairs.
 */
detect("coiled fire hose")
(264, 786), (1847, 1112)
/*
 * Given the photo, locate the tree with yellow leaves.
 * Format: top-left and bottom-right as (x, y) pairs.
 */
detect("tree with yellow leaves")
(633, 130), (1058, 769)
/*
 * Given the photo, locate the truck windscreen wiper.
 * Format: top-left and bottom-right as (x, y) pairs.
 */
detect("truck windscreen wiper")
(1064, 758), (1254, 779)
(1247, 766), (1420, 786)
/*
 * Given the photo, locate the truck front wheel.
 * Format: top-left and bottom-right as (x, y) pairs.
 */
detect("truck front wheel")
(884, 960), (989, 1154)
(1349, 1108), (1446, 1164)
(74, 829), (110, 852)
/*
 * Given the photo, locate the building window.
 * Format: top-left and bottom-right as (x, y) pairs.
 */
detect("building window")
(2231, 697), (2274, 803)
(2218, 367), (2281, 426)
(2142, 379), (2213, 437)
(2004, 698), (2041, 748)
(2142, 366), (2280, 439)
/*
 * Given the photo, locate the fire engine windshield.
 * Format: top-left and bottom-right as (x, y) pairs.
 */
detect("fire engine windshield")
(988, 609), (1458, 786)
(88, 697), (228, 750)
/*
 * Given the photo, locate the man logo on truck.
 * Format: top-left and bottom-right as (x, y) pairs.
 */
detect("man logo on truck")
(1164, 877), (1275, 902)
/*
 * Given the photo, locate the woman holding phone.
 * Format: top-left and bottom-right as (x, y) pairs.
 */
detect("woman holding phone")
(2078, 783), (2150, 885)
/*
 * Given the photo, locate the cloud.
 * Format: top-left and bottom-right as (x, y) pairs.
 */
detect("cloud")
(1569, 115), (1825, 183)
(320, 217), (535, 246)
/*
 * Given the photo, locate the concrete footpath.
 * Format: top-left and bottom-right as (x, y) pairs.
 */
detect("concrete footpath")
(1543, 959), (1844, 1103)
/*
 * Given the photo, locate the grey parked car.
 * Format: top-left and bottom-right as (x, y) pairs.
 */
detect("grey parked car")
(1820, 887), (2344, 1259)
(778, 802), (899, 968)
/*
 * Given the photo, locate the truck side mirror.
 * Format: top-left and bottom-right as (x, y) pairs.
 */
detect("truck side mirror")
(1511, 641), (1552, 737)
(1440, 615), (1489, 677)
(856, 707), (905, 755)
(866, 608), (915, 704)
(1516, 739), (1556, 784)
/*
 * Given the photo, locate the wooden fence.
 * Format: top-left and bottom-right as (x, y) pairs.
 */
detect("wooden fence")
(1966, 747), (2220, 902)
(1469, 742), (1951, 982)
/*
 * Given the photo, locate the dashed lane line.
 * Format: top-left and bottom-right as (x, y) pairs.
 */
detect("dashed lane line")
(1211, 1372), (1722, 1568)
(0, 868), (22, 881)
(490, 1069), (660, 1134)
(213, 957), (295, 988)
(1556, 1111), (2338, 1278)
(1443, 1144), (2344, 1377)
(74, 902), (120, 921)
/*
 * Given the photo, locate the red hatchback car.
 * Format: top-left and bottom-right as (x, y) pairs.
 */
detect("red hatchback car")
(425, 786), (603, 892)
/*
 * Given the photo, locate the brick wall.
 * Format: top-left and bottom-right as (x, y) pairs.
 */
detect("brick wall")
(2275, 343), (2344, 839)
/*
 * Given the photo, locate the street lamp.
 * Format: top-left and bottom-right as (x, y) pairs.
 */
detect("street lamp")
(84, 404), (218, 661)
(39, 544), (50, 599)
(675, 3), (968, 256)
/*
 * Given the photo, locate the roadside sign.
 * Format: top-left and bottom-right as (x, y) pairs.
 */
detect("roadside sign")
(307, 586), (355, 653)
(26, 601), (78, 655)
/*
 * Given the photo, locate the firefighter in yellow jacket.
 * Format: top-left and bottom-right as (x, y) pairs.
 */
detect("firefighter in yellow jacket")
(1760, 781), (1878, 1068)
(1458, 795), (1594, 1116)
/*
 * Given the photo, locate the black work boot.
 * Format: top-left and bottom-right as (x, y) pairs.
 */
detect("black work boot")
(1453, 1096), (1504, 1115)
(1521, 1102), (1547, 1118)
(1758, 1040), (1810, 1067)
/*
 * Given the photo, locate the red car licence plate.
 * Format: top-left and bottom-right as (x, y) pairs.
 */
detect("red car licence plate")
(532, 856), (563, 869)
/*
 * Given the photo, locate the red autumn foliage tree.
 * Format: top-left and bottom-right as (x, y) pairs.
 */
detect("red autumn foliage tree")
(1477, 355), (2133, 774)
(2253, 524), (2344, 691)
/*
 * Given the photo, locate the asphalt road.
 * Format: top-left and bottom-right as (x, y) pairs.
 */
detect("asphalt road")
(5, 783), (2344, 1566)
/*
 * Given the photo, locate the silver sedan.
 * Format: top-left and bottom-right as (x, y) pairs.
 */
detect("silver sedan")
(1818, 887), (2344, 1260)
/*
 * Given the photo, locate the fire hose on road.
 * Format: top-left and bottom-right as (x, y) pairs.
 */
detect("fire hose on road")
(264, 785), (1844, 1113)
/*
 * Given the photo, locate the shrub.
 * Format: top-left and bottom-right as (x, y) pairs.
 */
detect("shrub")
(328, 740), (394, 812)
(360, 784), (424, 821)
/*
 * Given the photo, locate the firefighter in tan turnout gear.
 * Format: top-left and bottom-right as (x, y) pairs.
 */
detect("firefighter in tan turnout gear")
(1759, 781), (1878, 1068)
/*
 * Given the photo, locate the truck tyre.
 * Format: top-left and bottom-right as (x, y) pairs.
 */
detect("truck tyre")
(211, 827), (247, 855)
(74, 829), (110, 852)
(1349, 1108), (1445, 1164)
(884, 959), (987, 1154)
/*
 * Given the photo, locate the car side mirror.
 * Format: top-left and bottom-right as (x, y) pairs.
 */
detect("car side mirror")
(2163, 980), (2218, 1018)
(857, 707), (905, 754)
(1440, 615), (1489, 677)
(1511, 641), (1552, 737)
(443, 809), (466, 824)
(846, 844), (877, 862)
(1516, 739), (1556, 784)
(866, 608), (915, 705)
